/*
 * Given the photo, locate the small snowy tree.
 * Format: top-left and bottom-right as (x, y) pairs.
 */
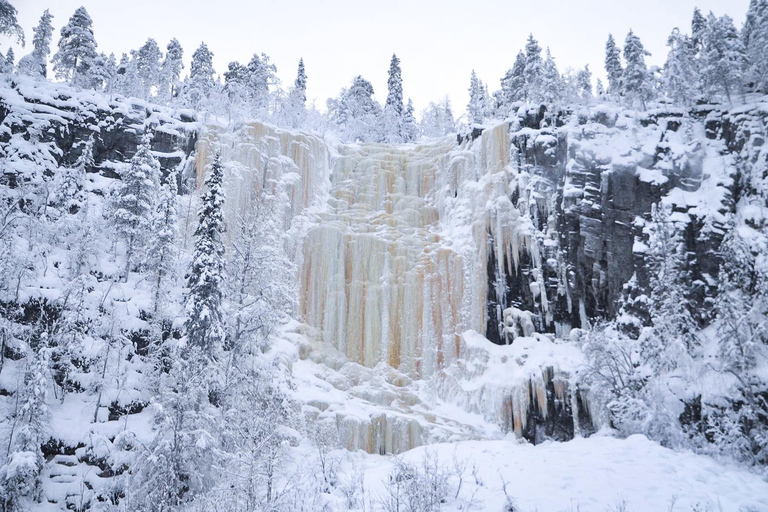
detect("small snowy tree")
(540, 48), (563, 106)
(328, 75), (382, 143)
(52, 7), (98, 87)
(576, 64), (593, 101)
(605, 34), (624, 99)
(403, 98), (418, 142)
(109, 133), (160, 281)
(246, 52), (278, 118)
(17, 9), (53, 77)
(185, 153), (226, 356)
(54, 135), (94, 215)
(498, 51), (526, 116)
(691, 7), (708, 52)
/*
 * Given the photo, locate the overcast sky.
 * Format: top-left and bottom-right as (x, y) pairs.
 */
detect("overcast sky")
(2, 0), (750, 116)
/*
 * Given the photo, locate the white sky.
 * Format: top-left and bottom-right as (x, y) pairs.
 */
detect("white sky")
(2, 0), (749, 116)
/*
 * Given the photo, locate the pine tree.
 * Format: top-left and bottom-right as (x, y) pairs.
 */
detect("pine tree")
(147, 170), (178, 315)
(743, 0), (768, 92)
(576, 64), (593, 101)
(467, 70), (485, 124)
(663, 28), (699, 106)
(605, 34), (624, 98)
(701, 13), (745, 103)
(17, 10), (53, 77)
(185, 42), (216, 110)
(135, 38), (162, 100)
(52, 7), (98, 87)
(160, 38), (184, 101)
(87, 52), (114, 91)
(110, 133), (160, 281)
(185, 153), (226, 356)
(523, 34), (543, 102)
(0, 0), (23, 45)
(622, 30), (652, 108)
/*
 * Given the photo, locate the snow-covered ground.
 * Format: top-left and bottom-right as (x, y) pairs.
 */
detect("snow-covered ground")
(348, 434), (768, 512)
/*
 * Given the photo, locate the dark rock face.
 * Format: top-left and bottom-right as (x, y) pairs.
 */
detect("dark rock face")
(0, 78), (198, 182)
(484, 103), (761, 340)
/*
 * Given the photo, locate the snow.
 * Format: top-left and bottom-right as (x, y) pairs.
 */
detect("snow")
(353, 434), (768, 512)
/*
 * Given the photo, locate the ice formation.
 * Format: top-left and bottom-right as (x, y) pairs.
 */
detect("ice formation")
(198, 120), (583, 452)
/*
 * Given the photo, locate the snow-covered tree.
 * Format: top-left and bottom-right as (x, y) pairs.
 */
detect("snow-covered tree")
(641, 203), (697, 372)
(743, 0), (768, 92)
(17, 10), (53, 77)
(384, 53), (405, 142)
(135, 38), (162, 99)
(420, 98), (454, 138)
(246, 52), (278, 117)
(540, 49), (563, 105)
(1, 46), (13, 73)
(403, 98), (418, 142)
(622, 30), (653, 108)
(147, 170), (178, 315)
(596, 78), (606, 99)
(523, 34), (544, 102)
(328, 75), (382, 143)
(109, 133), (160, 281)
(701, 13), (745, 103)
(497, 51), (526, 117)
(294, 57), (307, 106)
(160, 38), (184, 102)
(185, 153), (226, 356)
(52, 7), (98, 87)
(691, 7), (708, 52)
(663, 28), (699, 105)
(0, 0), (23, 45)
(54, 135), (93, 215)
(185, 42), (216, 111)
(467, 70), (485, 124)
(605, 34), (624, 98)
(576, 64), (593, 101)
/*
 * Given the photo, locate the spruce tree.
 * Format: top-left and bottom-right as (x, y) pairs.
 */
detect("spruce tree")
(384, 53), (405, 142)
(523, 34), (543, 102)
(605, 34), (624, 98)
(663, 28), (699, 106)
(185, 153), (226, 356)
(185, 42), (216, 110)
(576, 64), (593, 101)
(52, 7), (98, 87)
(160, 38), (184, 101)
(701, 13), (745, 103)
(596, 78), (606, 99)
(403, 98), (417, 142)
(56, 136), (93, 215)
(622, 30), (652, 108)
(467, 70), (485, 124)
(541, 48), (563, 105)
(691, 7), (707, 52)
(293, 57), (307, 106)
(17, 10), (53, 77)
(246, 52), (277, 116)
(110, 133), (160, 281)
(147, 170), (178, 314)
(500, 51), (526, 113)
(136, 38), (162, 100)
(743, 0), (768, 92)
